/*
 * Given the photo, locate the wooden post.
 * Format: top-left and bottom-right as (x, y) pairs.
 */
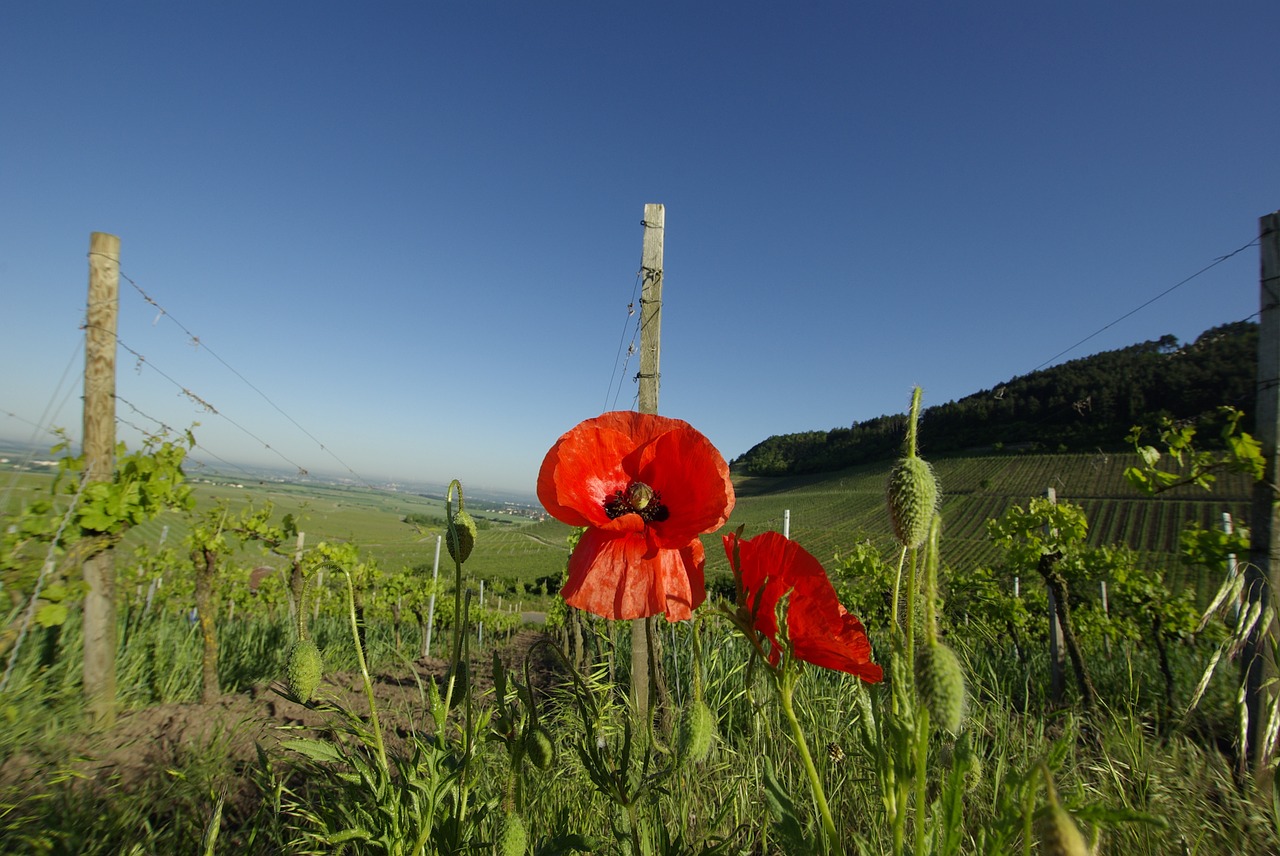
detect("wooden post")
(83, 232), (120, 728)
(1245, 210), (1280, 782)
(632, 204), (664, 715)
(1044, 487), (1066, 704)
(637, 204), (664, 413)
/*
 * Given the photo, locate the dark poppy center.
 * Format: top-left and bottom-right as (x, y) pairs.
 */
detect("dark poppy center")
(604, 480), (670, 523)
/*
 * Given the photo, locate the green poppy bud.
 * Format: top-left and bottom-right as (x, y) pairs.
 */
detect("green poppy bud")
(524, 724), (556, 770)
(447, 510), (477, 563)
(887, 455), (939, 549)
(915, 641), (966, 734)
(286, 639), (323, 704)
(498, 811), (528, 856)
(676, 699), (716, 764)
(1035, 803), (1090, 856)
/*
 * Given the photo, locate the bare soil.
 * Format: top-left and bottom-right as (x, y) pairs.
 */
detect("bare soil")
(1, 629), (562, 795)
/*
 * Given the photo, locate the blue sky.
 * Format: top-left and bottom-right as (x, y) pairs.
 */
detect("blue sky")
(2, 3), (1276, 497)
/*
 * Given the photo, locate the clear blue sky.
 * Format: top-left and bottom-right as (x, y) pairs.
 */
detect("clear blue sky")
(2, 3), (1276, 497)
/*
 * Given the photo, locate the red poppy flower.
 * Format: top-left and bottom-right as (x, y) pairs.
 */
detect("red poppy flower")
(538, 411), (735, 622)
(724, 530), (883, 682)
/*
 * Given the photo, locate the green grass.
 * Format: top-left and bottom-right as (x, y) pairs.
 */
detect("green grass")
(1, 450), (1270, 854)
(2, 590), (1273, 853)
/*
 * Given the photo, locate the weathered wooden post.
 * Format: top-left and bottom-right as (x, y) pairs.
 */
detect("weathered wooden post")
(1245, 210), (1280, 783)
(632, 203), (664, 715)
(83, 232), (120, 727)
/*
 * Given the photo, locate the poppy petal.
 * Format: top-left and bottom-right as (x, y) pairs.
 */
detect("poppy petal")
(562, 528), (706, 622)
(537, 423), (634, 527)
(627, 427), (735, 546)
(725, 530), (882, 682)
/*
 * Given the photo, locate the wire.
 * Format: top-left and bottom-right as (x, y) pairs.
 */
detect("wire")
(604, 272), (643, 412)
(81, 324), (314, 477)
(115, 269), (378, 489)
(1030, 237), (1259, 374)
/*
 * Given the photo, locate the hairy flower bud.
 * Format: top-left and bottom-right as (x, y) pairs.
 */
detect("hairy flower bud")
(286, 639), (323, 704)
(1035, 802), (1091, 856)
(524, 724), (556, 770)
(498, 811), (528, 856)
(447, 510), (477, 563)
(887, 455), (940, 549)
(676, 699), (716, 764)
(915, 641), (967, 734)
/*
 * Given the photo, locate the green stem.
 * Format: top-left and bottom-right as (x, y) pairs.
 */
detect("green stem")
(626, 800), (645, 856)
(343, 571), (387, 776)
(778, 674), (843, 856)
(890, 546), (907, 638)
(904, 547), (918, 669)
(924, 516), (941, 647)
(444, 479), (465, 711)
(905, 386), (923, 458)
(912, 706), (930, 856)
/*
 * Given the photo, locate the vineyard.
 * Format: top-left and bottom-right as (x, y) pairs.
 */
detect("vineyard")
(704, 451), (1253, 593)
(0, 439), (1273, 854)
(5, 448), (1249, 606)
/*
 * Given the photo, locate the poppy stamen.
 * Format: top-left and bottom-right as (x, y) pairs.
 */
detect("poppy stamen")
(604, 480), (670, 523)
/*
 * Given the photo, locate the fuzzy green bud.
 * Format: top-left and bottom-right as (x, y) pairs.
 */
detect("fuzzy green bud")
(446, 510), (477, 563)
(676, 699), (716, 764)
(524, 724), (556, 770)
(497, 811), (528, 856)
(1035, 803), (1090, 856)
(286, 639), (323, 704)
(887, 455), (940, 549)
(915, 642), (967, 734)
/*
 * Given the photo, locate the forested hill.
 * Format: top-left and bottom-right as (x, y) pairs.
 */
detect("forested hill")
(734, 321), (1257, 477)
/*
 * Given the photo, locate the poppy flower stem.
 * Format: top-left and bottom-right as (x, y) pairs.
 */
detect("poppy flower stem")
(341, 569), (387, 777)
(444, 479), (466, 711)
(777, 670), (843, 856)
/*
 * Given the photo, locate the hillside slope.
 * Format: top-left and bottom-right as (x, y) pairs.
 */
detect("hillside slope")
(698, 451), (1253, 598)
(735, 321), (1256, 476)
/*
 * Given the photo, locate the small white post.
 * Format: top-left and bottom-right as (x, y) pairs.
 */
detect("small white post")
(1014, 576), (1020, 598)
(1100, 580), (1109, 615)
(783, 509), (791, 539)
(424, 535), (442, 658)
(1224, 512), (1241, 621)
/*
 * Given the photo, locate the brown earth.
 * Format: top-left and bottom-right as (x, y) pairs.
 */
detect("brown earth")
(1, 629), (563, 796)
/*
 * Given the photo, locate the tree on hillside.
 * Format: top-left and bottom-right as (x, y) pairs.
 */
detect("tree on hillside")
(735, 322), (1258, 477)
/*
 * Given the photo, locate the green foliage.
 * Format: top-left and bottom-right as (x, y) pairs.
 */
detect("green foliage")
(736, 322), (1257, 476)
(57, 434), (194, 537)
(1, 434), (193, 653)
(988, 496), (1089, 564)
(1125, 406), (1264, 494)
(829, 540), (897, 632)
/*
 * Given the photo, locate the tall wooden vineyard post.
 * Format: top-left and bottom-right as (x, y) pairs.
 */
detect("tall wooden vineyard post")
(1246, 210), (1280, 783)
(632, 204), (665, 716)
(83, 232), (121, 727)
